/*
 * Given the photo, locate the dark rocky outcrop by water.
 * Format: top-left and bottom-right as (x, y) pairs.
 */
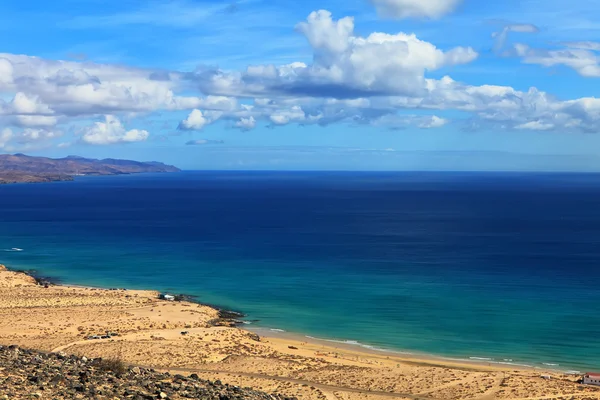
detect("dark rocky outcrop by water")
(0, 346), (295, 400)
(11, 269), (60, 287)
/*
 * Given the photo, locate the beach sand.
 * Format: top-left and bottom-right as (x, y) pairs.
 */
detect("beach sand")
(1, 265), (599, 400)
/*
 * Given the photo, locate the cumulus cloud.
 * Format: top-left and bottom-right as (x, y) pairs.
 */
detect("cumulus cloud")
(0, 8), (600, 147)
(0, 92), (58, 127)
(185, 139), (225, 145)
(406, 76), (600, 132)
(80, 115), (149, 145)
(369, 0), (462, 19)
(293, 10), (478, 95)
(269, 106), (306, 125)
(0, 53), (235, 122)
(418, 115), (448, 128)
(178, 109), (222, 130)
(194, 10), (477, 99)
(234, 116), (256, 131)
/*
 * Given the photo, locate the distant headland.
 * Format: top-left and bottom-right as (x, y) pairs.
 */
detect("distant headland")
(0, 153), (180, 184)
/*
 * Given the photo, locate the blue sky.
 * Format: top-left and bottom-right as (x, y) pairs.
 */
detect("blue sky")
(2, 0), (600, 170)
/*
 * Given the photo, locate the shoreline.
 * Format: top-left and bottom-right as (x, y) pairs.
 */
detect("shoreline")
(245, 327), (581, 375)
(3, 264), (584, 376)
(2, 263), (599, 400)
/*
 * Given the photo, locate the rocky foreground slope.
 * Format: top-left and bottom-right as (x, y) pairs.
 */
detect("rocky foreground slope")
(0, 345), (295, 400)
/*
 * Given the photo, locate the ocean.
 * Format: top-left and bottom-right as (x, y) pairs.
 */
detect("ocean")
(1, 171), (599, 371)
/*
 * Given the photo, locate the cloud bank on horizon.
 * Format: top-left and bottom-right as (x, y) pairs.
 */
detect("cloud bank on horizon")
(1, 0), (600, 169)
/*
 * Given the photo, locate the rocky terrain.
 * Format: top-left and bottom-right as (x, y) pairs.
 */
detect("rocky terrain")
(0, 345), (295, 400)
(0, 154), (179, 184)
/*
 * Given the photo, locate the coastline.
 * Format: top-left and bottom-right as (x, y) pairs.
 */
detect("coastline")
(8, 267), (544, 373)
(2, 264), (584, 374)
(2, 264), (599, 399)
(245, 328), (579, 375)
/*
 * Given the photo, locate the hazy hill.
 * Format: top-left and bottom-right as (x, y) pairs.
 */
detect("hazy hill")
(0, 154), (180, 184)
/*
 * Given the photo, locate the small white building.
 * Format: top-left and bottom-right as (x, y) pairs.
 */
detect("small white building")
(159, 293), (175, 301)
(583, 373), (600, 386)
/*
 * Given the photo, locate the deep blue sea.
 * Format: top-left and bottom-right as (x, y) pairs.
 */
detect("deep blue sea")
(1, 171), (600, 371)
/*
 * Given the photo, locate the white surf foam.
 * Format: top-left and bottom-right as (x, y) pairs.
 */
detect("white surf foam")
(304, 335), (413, 354)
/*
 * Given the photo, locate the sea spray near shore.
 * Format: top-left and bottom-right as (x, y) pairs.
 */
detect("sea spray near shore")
(1, 171), (600, 371)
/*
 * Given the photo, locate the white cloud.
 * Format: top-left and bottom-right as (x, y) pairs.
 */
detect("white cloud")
(81, 115), (149, 145)
(493, 25), (600, 78)
(0, 128), (13, 149)
(0, 53), (225, 120)
(185, 139), (225, 145)
(418, 115), (448, 128)
(197, 10), (477, 98)
(13, 115), (58, 128)
(294, 10), (477, 95)
(0, 58), (13, 85)
(370, 114), (449, 129)
(178, 109), (222, 130)
(179, 109), (209, 130)
(563, 41), (600, 51)
(369, 0), (462, 19)
(10, 92), (54, 115)
(0, 127), (62, 151)
(1, 8), (600, 147)
(492, 23), (539, 53)
(515, 121), (555, 130)
(234, 116), (257, 131)
(513, 44), (600, 77)
(15, 128), (62, 144)
(0, 92), (58, 127)
(169, 95), (238, 111)
(269, 106), (306, 125)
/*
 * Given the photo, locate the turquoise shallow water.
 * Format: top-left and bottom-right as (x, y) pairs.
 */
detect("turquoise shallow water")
(1, 171), (599, 372)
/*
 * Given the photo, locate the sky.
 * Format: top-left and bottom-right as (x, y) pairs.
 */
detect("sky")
(2, 0), (600, 170)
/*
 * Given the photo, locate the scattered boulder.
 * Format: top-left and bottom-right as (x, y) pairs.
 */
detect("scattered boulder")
(0, 345), (297, 400)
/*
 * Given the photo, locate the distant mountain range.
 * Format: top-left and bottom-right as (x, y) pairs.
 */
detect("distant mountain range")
(0, 154), (180, 184)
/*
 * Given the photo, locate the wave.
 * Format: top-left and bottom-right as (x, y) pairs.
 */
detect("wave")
(469, 357), (494, 361)
(269, 328), (286, 332)
(543, 363), (559, 367)
(3, 248), (24, 252)
(304, 335), (413, 354)
(497, 361), (533, 368)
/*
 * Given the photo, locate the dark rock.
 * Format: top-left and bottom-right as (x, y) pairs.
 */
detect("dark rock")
(0, 345), (297, 400)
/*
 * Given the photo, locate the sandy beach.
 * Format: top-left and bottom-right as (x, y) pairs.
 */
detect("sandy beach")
(1, 264), (599, 400)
